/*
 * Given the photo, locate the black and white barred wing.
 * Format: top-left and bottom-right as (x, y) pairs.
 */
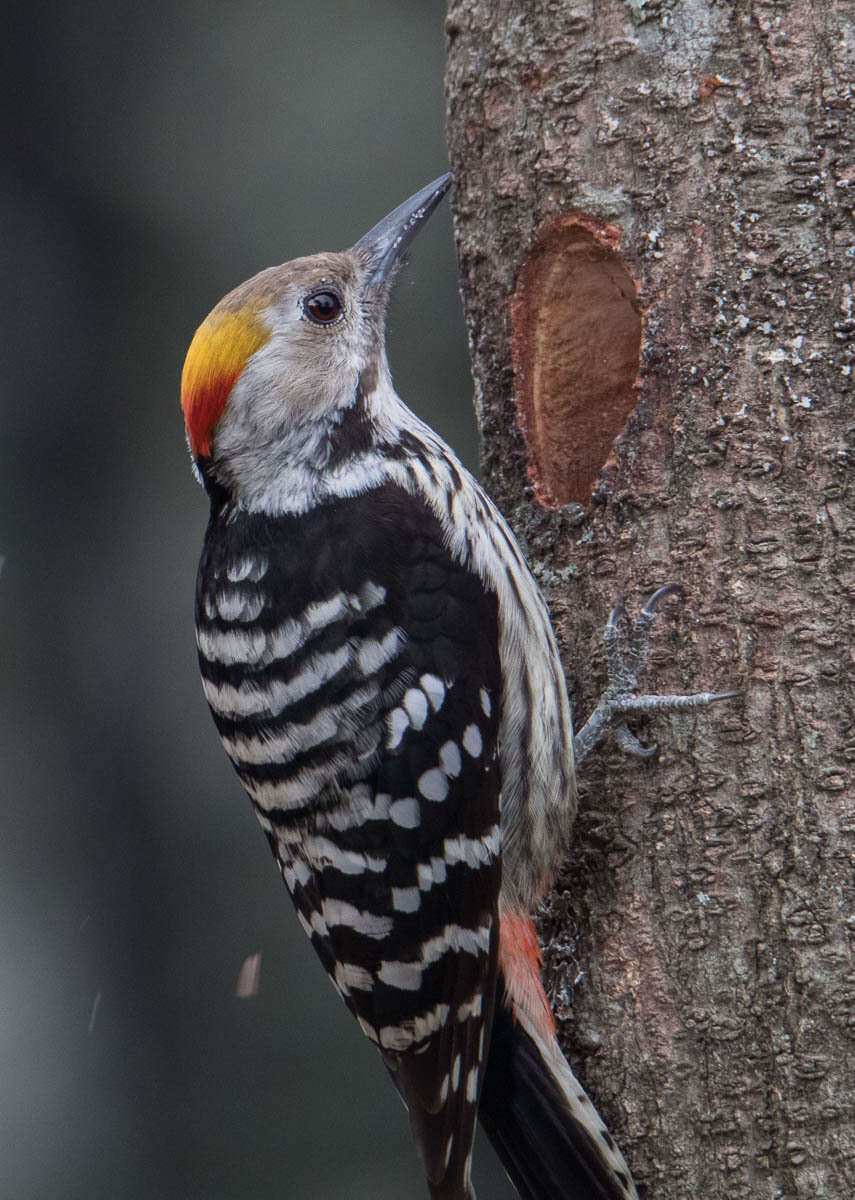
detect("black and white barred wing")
(195, 484), (502, 1197)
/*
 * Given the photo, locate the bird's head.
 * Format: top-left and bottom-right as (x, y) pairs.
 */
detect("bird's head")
(180, 174), (452, 498)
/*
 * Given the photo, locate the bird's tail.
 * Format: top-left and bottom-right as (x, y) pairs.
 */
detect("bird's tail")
(477, 912), (639, 1200)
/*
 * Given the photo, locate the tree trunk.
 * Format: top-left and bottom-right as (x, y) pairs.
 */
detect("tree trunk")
(446, 3), (854, 1197)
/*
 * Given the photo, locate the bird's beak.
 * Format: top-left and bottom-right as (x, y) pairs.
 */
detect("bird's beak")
(353, 173), (453, 290)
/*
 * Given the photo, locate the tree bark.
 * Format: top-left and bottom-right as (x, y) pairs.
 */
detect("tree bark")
(446, 2), (854, 1197)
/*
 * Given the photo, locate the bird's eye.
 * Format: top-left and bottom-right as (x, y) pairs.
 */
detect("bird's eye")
(303, 290), (344, 325)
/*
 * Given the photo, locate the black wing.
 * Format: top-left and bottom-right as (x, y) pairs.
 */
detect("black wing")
(196, 482), (502, 1197)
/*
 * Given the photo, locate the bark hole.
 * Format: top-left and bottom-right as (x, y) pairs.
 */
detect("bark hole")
(510, 214), (642, 508)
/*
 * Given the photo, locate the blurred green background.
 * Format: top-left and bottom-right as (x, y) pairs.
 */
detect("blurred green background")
(0, 2), (516, 1195)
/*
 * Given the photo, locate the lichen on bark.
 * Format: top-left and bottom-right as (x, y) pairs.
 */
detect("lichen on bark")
(446, 0), (855, 1195)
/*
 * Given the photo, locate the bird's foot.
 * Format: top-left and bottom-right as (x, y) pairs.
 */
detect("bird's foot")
(573, 584), (739, 767)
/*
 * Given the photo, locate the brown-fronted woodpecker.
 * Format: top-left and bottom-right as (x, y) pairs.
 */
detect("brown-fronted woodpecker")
(180, 174), (733, 1199)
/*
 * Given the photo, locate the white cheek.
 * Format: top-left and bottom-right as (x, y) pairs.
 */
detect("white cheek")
(218, 326), (356, 445)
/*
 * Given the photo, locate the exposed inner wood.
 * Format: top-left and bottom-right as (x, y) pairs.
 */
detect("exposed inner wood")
(511, 215), (641, 508)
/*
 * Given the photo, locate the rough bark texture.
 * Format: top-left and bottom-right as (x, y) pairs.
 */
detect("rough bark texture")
(446, 2), (854, 1197)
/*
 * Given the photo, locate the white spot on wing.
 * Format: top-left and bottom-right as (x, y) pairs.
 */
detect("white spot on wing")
(418, 768), (448, 802)
(466, 1065), (479, 1102)
(266, 617), (303, 661)
(197, 625), (268, 666)
(456, 993), (483, 1021)
(391, 886), (421, 912)
(462, 724), (483, 758)
(202, 644), (353, 719)
(377, 960), (423, 991)
(215, 588), (265, 622)
(358, 581), (386, 611)
(357, 627), (401, 674)
(380, 924), (491, 983)
(222, 708), (338, 763)
(378, 1001), (451, 1050)
(242, 743), (365, 810)
(480, 687), (492, 717)
(302, 836), (386, 875)
(325, 790), (391, 831)
(335, 962), (374, 992)
(443, 825), (500, 868)
(321, 899), (392, 939)
(451, 1054), (461, 1091)
(419, 674), (446, 711)
(403, 687), (428, 729)
(386, 706), (409, 750)
(439, 741), (462, 778)
(304, 593), (349, 630)
(378, 1026), (408, 1050)
(389, 797), (420, 828)
(281, 859), (312, 890)
(226, 555), (268, 583)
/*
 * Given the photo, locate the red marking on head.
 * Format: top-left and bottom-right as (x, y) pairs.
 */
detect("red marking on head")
(181, 304), (272, 460)
(499, 910), (556, 1041)
(184, 369), (241, 460)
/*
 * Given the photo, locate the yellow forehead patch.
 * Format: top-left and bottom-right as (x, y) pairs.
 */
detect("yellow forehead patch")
(181, 302), (272, 459)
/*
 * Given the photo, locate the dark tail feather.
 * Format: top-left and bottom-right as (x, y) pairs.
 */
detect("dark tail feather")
(477, 978), (638, 1200)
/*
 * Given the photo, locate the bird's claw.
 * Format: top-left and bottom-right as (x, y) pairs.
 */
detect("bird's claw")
(640, 582), (683, 616)
(615, 722), (659, 759)
(573, 584), (739, 767)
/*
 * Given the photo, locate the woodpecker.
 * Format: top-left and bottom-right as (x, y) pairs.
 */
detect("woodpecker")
(181, 174), (731, 1199)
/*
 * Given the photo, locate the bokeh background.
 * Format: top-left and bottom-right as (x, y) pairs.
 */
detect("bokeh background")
(1, 3), (516, 1196)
